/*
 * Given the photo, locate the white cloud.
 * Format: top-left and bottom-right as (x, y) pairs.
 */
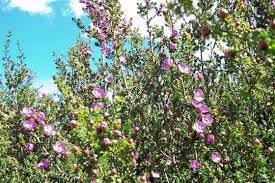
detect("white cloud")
(34, 79), (58, 94)
(69, 0), (85, 18)
(8, 0), (55, 14)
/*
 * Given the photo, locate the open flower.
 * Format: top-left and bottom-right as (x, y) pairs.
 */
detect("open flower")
(178, 63), (192, 74)
(37, 158), (50, 170)
(91, 102), (104, 110)
(102, 137), (111, 146)
(53, 141), (68, 155)
(105, 75), (113, 83)
(190, 160), (200, 170)
(22, 107), (36, 117)
(169, 41), (177, 50)
(92, 87), (106, 99)
(43, 124), (56, 137)
(193, 88), (205, 102)
(163, 58), (174, 70)
(211, 152), (222, 163)
(25, 143), (35, 152)
(22, 119), (36, 132)
(201, 114), (214, 126)
(199, 103), (208, 113)
(193, 121), (206, 133)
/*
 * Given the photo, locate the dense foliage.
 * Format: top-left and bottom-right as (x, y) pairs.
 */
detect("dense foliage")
(0, 0), (274, 182)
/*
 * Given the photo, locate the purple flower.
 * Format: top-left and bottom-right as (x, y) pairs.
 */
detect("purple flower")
(192, 98), (201, 109)
(100, 44), (111, 54)
(199, 103), (208, 113)
(25, 143), (35, 152)
(105, 74), (113, 83)
(207, 134), (216, 143)
(90, 180), (100, 183)
(21, 107), (36, 117)
(119, 54), (126, 63)
(99, 31), (107, 41)
(169, 41), (177, 50)
(22, 119), (36, 132)
(199, 133), (205, 141)
(201, 114), (214, 126)
(114, 130), (122, 137)
(43, 124), (56, 137)
(37, 112), (46, 122)
(172, 29), (178, 37)
(53, 141), (68, 155)
(194, 71), (203, 81)
(97, 121), (108, 132)
(193, 88), (205, 102)
(190, 160), (200, 170)
(91, 102), (104, 110)
(37, 158), (50, 170)
(151, 171), (160, 178)
(193, 121), (206, 133)
(178, 63), (192, 74)
(102, 137), (111, 146)
(211, 152), (222, 163)
(163, 58), (174, 70)
(92, 87), (106, 98)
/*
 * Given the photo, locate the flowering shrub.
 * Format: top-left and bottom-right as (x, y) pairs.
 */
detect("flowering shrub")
(1, 0), (274, 182)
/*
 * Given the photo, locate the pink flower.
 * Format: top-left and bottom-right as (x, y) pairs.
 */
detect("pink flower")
(172, 29), (178, 37)
(178, 63), (192, 74)
(91, 102), (104, 110)
(151, 171), (160, 178)
(53, 141), (68, 155)
(90, 180), (100, 183)
(169, 41), (177, 50)
(192, 98), (201, 109)
(102, 137), (111, 146)
(92, 87), (106, 98)
(193, 88), (205, 102)
(211, 152), (222, 163)
(114, 130), (122, 137)
(199, 103), (208, 113)
(190, 160), (200, 170)
(37, 158), (50, 170)
(25, 143), (35, 152)
(193, 121), (206, 133)
(37, 112), (46, 122)
(206, 134), (216, 143)
(97, 121), (108, 132)
(201, 114), (214, 126)
(43, 124), (56, 137)
(21, 107), (36, 117)
(105, 75), (113, 83)
(163, 58), (174, 70)
(119, 54), (126, 63)
(194, 71), (204, 81)
(22, 119), (36, 132)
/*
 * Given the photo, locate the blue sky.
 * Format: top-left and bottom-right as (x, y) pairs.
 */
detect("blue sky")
(0, 0), (89, 93)
(0, 0), (170, 93)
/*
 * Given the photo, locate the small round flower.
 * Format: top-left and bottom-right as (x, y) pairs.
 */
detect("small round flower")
(21, 107), (36, 117)
(207, 134), (216, 143)
(37, 112), (46, 122)
(37, 158), (50, 170)
(199, 103), (208, 113)
(134, 126), (139, 133)
(211, 152), (222, 163)
(178, 63), (192, 74)
(114, 130), (122, 138)
(198, 133), (205, 141)
(194, 71), (204, 81)
(162, 58), (174, 70)
(90, 180), (100, 183)
(70, 120), (78, 128)
(91, 102), (104, 110)
(192, 98), (201, 109)
(25, 143), (35, 152)
(43, 124), (56, 137)
(193, 121), (206, 133)
(169, 41), (177, 50)
(172, 28), (178, 37)
(102, 137), (111, 146)
(190, 160), (200, 170)
(105, 75), (113, 83)
(151, 171), (160, 178)
(201, 114), (214, 126)
(199, 26), (210, 37)
(119, 54), (126, 63)
(97, 121), (108, 132)
(92, 87), (106, 99)
(193, 88), (205, 102)
(22, 119), (37, 132)
(53, 141), (68, 155)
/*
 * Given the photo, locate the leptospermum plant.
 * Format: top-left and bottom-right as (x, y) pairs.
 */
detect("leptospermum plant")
(1, 0), (274, 182)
